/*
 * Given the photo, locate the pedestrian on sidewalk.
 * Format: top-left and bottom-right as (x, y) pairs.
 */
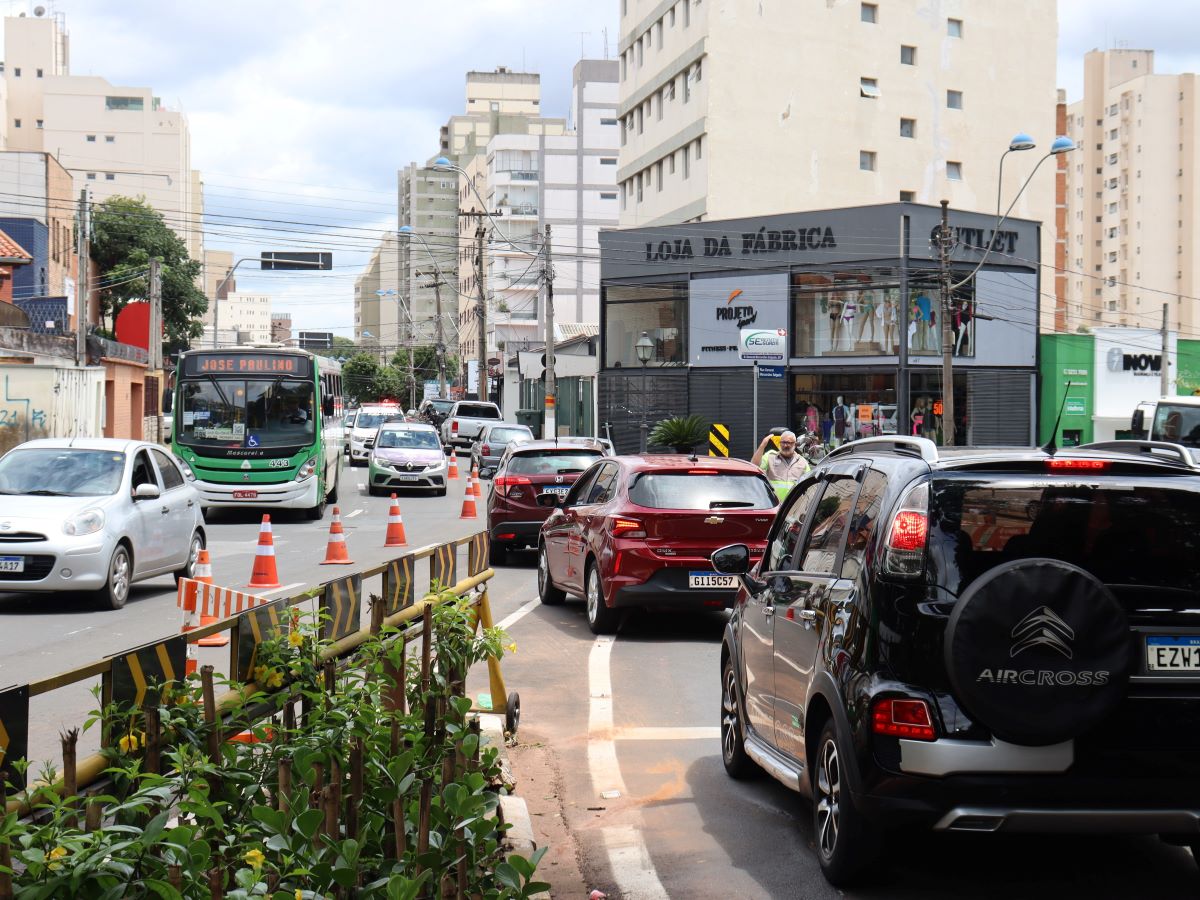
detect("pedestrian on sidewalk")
(752, 430), (811, 500)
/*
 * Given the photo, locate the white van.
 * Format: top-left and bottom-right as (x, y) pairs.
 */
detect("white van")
(347, 403), (404, 466)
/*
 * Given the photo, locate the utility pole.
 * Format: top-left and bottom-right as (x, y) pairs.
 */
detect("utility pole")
(938, 200), (956, 446)
(75, 188), (89, 367)
(148, 257), (163, 371)
(475, 223), (487, 402)
(1161, 302), (1171, 397)
(543, 223), (556, 439)
(433, 276), (448, 397)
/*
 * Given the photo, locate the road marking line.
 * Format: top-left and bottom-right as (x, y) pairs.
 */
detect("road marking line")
(495, 598), (538, 632)
(345, 509), (363, 519)
(259, 582), (304, 596)
(588, 636), (669, 899)
(613, 726), (720, 741)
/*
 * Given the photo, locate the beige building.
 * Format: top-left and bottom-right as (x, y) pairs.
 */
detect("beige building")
(354, 233), (400, 361)
(398, 159), (458, 354)
(1062, 49), (1200, 336)
(2, 11), (204, 263)
(617, 0), (1058, 323)
(199, 291), (274, 346)
(199, 248), (234, 328)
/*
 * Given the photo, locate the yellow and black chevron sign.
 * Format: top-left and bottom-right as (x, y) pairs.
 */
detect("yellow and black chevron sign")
(383, 555), (415, 616)
(0, 684), (29, 791)
(431, 541), (457, 592)
(467, 532), (491, 577)
(708, 423), (730, 457)
(235, 598), (288, 683)
(108, 635), (186, 711)
(322, 574), (362, 642)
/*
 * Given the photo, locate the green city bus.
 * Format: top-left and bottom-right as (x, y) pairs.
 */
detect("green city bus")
(168, 346), (344, 519)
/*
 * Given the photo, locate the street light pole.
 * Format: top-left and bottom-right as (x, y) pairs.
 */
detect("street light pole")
(635, 331), (654, 452)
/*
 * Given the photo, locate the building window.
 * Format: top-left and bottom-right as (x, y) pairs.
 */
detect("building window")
(105, 135), (115, 143)
(656, 160), (664, 191)
(669, 5), (676, 25)
(36, 68), (43, 78)
(604, 284), (686, 368)
(600, 157), (617, 166)
(900, 45), (916, 65)
(13, 68), (19, 77)
(637, 105), (644, 134)
(860, 150), (877, 171)
(684, 0), (690, 27)
(636, 173), (643, 202)
(86, 172), (96, 180)
(900, 190), (915, 201)
(946, 161), (963, 180)
(656, 19), (663, 49)
(665, 78), (676, 101)
(657, 89), (664, 120)
(601, 191), (617, 201)
(693, 59), (702, 82)
(621, 54), (627, 80)
(105, 173), (116, 181)
(86, 134), (96, 142)
(105, 96), (145, 111)
(695, 136), (702, 160)
(947, 18), (963, 37)
(12, 119), (19, 128)
(860, 77), (879, 99)
(668, 152), (676, 175)
(683, 144), (690, 179)
(947, 89), (963, 109)
(35, 119), (43, 129)
(900, 118), (916, 138)
(683, 71), (691, 103)
(861, 2), (878, 23)
(601, 117), (618, 126)
(636, 36), (643, 67)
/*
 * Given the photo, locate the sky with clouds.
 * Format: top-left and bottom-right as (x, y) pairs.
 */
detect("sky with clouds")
(4, 0), (1199, 337)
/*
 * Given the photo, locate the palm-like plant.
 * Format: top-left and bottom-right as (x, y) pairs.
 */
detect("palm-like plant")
(648, 414), (710, 454)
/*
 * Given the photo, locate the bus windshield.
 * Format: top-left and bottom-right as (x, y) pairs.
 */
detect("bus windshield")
(177, 377), (315, 449)
(1151, 403), (1200, 447)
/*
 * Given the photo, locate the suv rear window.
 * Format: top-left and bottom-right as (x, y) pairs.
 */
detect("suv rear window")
(487, 427), (530, 443)
(456, 404), (500, 419)
(507, 449), (601, 476)
(930, 478), (1200, 592)
(629, 472), (776, 510)
(428, 400), (454, 414)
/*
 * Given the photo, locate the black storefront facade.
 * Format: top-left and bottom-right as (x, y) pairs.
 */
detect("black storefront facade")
(598, 203), (1040, 457)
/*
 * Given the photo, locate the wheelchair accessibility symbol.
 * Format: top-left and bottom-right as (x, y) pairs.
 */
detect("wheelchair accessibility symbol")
(247, 435), (260, 448)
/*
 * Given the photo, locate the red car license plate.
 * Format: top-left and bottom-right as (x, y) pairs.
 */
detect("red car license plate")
(233, 490), (258, 499)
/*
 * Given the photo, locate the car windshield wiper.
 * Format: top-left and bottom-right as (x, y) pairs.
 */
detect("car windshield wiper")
(710, 500), (755, 509)
(24, 489), (69, 496)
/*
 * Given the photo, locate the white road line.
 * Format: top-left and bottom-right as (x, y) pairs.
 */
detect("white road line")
(495, 598), (539, 632)
(345, 509), (363, 519)
(613, 726), (721, 741)
(258, 582), (304, 596)
(588, 636), (670, 900)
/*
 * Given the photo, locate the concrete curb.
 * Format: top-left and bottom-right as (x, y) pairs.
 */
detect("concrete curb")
(479, 713), (549, 897)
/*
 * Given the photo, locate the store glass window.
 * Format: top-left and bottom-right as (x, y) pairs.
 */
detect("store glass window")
(792, 373), (896, 445)
(907, 371), (967, 446)
(604, 284), (687, 368)
(906, 276), (976, 359)
(792, 272), (901, 357)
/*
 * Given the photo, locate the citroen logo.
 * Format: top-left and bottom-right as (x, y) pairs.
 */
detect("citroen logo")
(1010, 607), (1074, 659)
(704, 516), (724, 525)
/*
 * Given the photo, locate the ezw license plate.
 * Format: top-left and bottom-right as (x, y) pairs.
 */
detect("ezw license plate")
(1147, 636), (1200, 671)
(0, 556), (25, 573)
(689, 571), (737, 589)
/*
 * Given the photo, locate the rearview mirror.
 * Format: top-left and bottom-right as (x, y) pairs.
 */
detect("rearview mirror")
(711, 544), (750, 575)
(536, 493), (565, 508)
(133, 483), (161, 500)
(480, 467), (494, 479)
(1131, 409), (1145, 434)
(161, 389), (173, 414)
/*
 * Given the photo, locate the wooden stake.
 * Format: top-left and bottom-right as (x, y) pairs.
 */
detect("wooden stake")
(207, 867), (223, 898)
(60, 728), (78, 829)
(322, 784), (338, 842)
(200, 665), (219, 765)
(282, 695), (296, 737)
(167, 865), (182, 889)
(84, 798), (102, 832)
(0, 841), (12, 900)
(347, 739), (363, 840)
(415, 778), (433, 877)
(323, 659), (336, 712)
(370, 595), (385, 634)
(311, 761), (325, 811)
(330, 758), (343, 837)
(143, 702), (161, 776)
(277, 758), (293, 813)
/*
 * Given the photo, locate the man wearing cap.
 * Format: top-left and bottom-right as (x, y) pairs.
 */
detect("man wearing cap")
(752, 430), (811, 500)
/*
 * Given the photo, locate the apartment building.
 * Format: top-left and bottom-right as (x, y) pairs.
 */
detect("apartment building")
(353, 233), (400, 360)
(270, 312), (292, 345)
(617, 0), (1057, 322)
(2, 11), (204, 262)
(397, 160), (458, 353)
(198, 249), (235, 328)
(200, 291), (274, 346)
(1062, 49), (1200, 337)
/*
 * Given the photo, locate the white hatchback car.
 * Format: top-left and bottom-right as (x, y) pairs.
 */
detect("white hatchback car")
(0, 438), (206, 609)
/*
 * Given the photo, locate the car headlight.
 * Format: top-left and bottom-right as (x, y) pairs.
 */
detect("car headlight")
(173, 454), (196, 481)
(64, 507), (105, 536)
(296, 456), (317, 481)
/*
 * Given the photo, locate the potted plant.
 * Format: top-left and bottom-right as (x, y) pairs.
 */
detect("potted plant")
(649, 414), (709, 454)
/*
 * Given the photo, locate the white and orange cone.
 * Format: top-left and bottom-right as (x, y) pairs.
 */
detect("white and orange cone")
(193, 548), (214, 585)
(470, 464), (482, 498)
(384, 494), (408, 547)
(246, 515), (282, 590)
(447, 452), (459, 481)
(321, 506), (355, 565)
(459, 472), (478, 519)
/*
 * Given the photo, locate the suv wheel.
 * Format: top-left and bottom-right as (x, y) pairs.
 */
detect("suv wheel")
(537, 544), (565, 605)
(585, 563), (619, 635)
(720, 654), (755, 778)
(813, 720), (881, 886)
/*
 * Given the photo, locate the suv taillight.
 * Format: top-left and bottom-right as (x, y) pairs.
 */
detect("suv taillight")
(611, 517), (646, 538)
(482, 443), (491, 457)
(871, 698), (936, 741)
(882, 482), (928, 578)
(493, 474), (531, 497)
(452, 420), (459, 432)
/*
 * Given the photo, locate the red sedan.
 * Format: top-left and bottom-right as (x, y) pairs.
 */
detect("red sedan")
(536, 455), (778, 633)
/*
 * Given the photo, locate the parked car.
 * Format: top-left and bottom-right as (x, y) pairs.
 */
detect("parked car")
(441, 401), (502, 453)
(712, 435), (1200, 886)
(537, 454), (777, 634)
(367, 423), (448, 496)
(417, 398), (455, 431)
(347, 403), (403, 466)
(472, 423), (535, 477)
(485, 439), (608, 565)
(0, 438), (207, 609)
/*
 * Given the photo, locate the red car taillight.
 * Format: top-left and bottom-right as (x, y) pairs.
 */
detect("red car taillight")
(481, 443), (491, 456)
(610, 517), (646, 538)
(451, 420), (459, 432)
(882, 482), (928, 578)
(1046, 458), (1110, 471)
(889, 511), (928, 550)
(493, 474), (531, 497)
(871, 698), (936, 741)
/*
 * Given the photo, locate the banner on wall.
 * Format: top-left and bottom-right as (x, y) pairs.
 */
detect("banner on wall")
(689, 274), (789, 368)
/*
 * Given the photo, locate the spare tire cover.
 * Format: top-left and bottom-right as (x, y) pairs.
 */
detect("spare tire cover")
(944, 558), (1130, 746)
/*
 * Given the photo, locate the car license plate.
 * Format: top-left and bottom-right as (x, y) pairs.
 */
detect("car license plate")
(689, 571), (737, 589)
(232, 490), (258, 500)
(1146, 636), (1200, 671)
(397, 475), (420, 482)
(542, 486), (570, 497)
(0, 556), (24, 573)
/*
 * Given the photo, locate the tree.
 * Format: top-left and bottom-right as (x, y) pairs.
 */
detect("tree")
(342, 353), (382, 405)
(390, 344), (459, 387)
(90, 196), (207, 350)
(315, 335), (359, 359)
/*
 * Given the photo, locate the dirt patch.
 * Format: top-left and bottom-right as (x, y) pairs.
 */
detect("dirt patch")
(507, 727), (590, 898)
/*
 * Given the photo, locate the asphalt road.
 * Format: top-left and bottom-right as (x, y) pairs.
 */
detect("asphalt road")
(3, 458), (1198, 897)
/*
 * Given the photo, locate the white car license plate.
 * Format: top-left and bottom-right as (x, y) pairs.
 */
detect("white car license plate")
(397, 475), (420, 482)
(232, 490), (258, 500)
(689, 571), (737, 589)
(1146, 636), (1200, 671)
(541, 486), (570, 497)
(0, 556), (24, 573)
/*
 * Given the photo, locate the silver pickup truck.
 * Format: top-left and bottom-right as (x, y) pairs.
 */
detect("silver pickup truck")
(440, 401), (502, 452)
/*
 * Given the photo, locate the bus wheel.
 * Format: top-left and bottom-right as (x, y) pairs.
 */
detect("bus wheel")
(327, 469), (339, 504)
(306, 490), (327, 521)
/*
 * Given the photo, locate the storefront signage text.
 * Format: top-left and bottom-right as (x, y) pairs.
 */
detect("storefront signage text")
(931, 225), (1019, 254)
(645, 227), (837, 262)
(1106, 347), (1161, 375)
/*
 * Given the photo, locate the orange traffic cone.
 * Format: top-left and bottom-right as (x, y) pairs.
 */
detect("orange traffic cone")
(321, 507), (355, 565)
(460, 472), (478, 519)
(447, 453), (459, 481)
(471, 464), (482, 498)
(193, 548), (214, 585)
(247, 515), (283, 590)
(384, 494), (408, 547)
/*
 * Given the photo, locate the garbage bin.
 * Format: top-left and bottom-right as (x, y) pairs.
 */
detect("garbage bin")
(516, 408), (544, 433)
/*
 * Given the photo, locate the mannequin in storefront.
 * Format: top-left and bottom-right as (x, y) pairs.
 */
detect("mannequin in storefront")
(841, 295), (857, 352)
(913, 292), (934, 353)
(857, 290), (877, 346)
(911, 397), (928, 437)
(805, 403), (820, 438)
(831, 395), (852, 447)
(882, 295), (898, 352)
(828, 291), (845, 354)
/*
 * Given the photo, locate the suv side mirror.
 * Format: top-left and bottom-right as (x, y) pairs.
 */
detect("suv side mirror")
(711, 544), (750, 574)
(1131, 409), (1145, 434)
(133, 483), (161, 500)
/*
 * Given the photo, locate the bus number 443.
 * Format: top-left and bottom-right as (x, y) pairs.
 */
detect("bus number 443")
(267, 459), (291, 469)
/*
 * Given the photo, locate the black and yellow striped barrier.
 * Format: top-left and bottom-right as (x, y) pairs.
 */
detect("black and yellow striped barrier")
(708, 423), (730, 457)
(322, 574), (362, 642)
(431, 541), (457, 591)
(467, 532), (491, 577)
(0, 685), (28, 791)
(107, 636), (186, 711)
(235, 598), (289, 682)
(383, 555), (415, 616)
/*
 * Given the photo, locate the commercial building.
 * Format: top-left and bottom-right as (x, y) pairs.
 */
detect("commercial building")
(1061, 49), (1200, 336)
(599, 204), (1040, 456)
(616, 1), (1056, 324)
(398, 160), (458, 353)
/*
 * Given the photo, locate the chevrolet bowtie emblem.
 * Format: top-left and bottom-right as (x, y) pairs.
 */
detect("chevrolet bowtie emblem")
(704, 516), (724, 525)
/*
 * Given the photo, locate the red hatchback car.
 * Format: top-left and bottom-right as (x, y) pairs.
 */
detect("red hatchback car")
(485, 439), (609, 565)
(536, 455), (778, 633)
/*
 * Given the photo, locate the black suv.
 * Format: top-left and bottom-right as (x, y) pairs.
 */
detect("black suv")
(712, 436), (1200, 886)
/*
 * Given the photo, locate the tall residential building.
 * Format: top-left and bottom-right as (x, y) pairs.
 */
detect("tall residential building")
(617, 1), (1057, 321)
(2, 11), (204, 262)
(199, 248), (235, 329)
(270, 312), (292, 345)
(397, 159), (458, 353)
(354, 233), (400, 360)
(1062, 49), (1200, 336)
(215, 291), (273, 345)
